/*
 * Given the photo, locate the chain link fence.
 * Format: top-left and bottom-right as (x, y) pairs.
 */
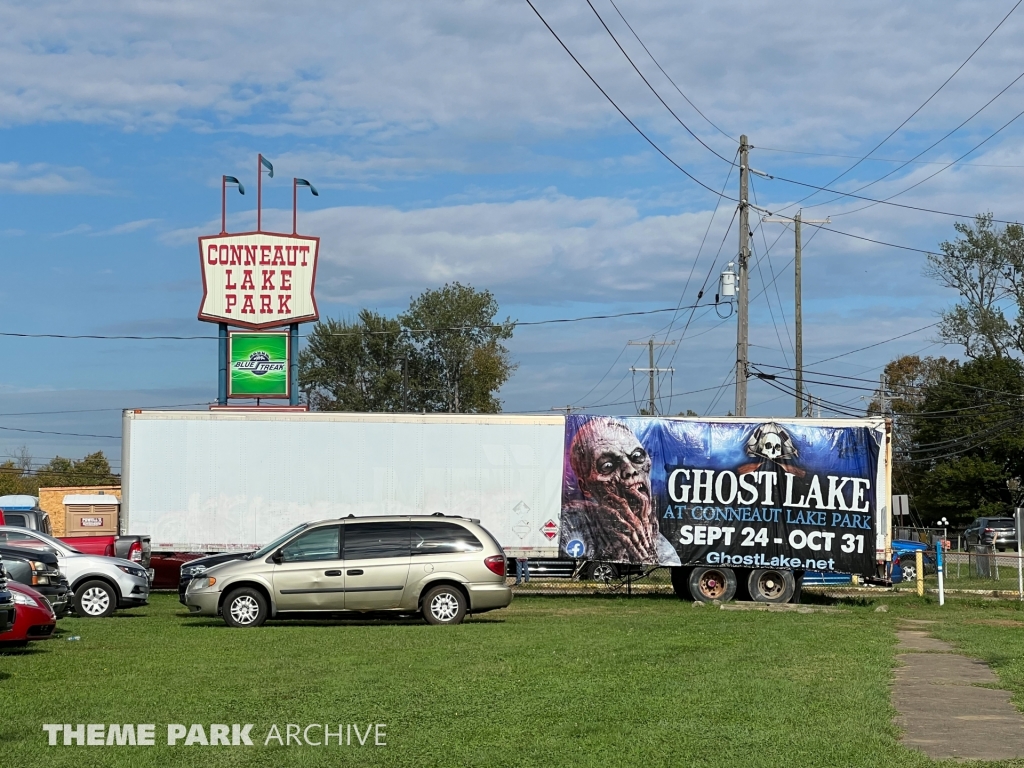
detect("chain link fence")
(504, 559), (677, 596)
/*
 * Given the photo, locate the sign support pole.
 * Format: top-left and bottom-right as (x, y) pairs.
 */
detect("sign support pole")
(289, 323), (299, 406)
(1016, 507), (1023, 601)
(218, 323), (228, 405)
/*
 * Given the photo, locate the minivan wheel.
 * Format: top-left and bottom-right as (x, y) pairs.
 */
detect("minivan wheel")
(222, 587), (268, 628)
(422, 585), (467, 626)
(75, 580), (116, 618)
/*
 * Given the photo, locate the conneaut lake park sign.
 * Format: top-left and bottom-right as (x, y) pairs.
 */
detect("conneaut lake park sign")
(197, 155), (320, 404)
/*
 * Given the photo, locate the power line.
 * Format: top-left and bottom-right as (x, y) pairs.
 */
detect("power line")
(0, 402), (211, 418)
(0, 303), (720, 342)
(757, 147), (1024, 169)
(584, 0), (735, 165)
(523, 0), (734, 200)
(775, 0), (1024, 211)
(524, 0), (986, 258)
(0, 425), (120, 439)
(607, 0), (735, 142)
(807, 322), (941, 365)
(658, 157), (737, 366)
(804, 65), (1024, 212)
(829, 102), (1024, 219)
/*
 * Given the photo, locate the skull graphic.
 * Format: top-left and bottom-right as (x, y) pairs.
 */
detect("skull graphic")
(761, 432), (783, 460)
(745, 422), (798, 463)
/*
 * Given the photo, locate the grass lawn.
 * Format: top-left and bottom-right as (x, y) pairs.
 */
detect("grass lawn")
(0, 591), (1017, 768)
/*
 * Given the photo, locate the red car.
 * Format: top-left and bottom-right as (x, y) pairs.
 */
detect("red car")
(0, 582), (56, 646)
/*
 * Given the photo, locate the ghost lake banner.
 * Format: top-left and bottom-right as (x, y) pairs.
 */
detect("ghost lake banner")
(559, 416), (884, 574)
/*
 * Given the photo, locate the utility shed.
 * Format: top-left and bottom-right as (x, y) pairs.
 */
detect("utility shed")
(39, 485), (121, 537)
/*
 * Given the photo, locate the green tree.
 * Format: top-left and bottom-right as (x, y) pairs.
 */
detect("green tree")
(400, 283), (516, 413)
(0, 450), (118, 496)
(899, 356), (1024, 527)
(926, 213), (1024, 358)
(299, 310), (416, 412)
(34, 451), (119, 489)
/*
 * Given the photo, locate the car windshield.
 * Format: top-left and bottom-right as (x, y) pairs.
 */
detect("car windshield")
(1, 528), (81, 554)
(247, 524), (309, 560)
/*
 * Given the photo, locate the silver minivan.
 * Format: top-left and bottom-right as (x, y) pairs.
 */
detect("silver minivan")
(185, 515), (512, 627)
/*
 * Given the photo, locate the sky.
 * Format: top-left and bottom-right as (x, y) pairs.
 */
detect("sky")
(2, 0), (1024, 471)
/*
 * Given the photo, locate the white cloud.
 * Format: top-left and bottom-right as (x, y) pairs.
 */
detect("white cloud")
(92, 218), (160, 236)
(0, 0), (1019, 155)
(0, 161), (95, 194)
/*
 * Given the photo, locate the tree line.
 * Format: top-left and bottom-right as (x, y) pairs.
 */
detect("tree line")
(0, 450), (119, 497)
(874, 214), (1024, 527)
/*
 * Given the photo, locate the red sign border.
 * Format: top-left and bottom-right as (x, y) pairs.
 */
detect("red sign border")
(197, 231), (321, 330)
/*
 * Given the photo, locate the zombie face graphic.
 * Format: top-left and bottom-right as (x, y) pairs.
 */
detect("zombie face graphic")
(562, 418), (663, 563)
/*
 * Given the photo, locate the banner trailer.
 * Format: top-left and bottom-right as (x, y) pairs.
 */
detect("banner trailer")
(560, 416), (882, 574)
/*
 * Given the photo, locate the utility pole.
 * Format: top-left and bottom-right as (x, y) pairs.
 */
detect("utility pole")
(629, 339), (675, 415)
(402, 356), (409, 412)
(880, 373), (889, 416)
(735, 136), (750, 417)
(762, 210), (830, 417)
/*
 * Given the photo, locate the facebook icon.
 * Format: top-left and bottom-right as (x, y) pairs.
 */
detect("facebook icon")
(566, 539), (585, 558)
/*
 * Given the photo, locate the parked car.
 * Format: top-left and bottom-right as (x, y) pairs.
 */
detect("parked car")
(891, 539), (934, 583)
(962, 517), (1018, 551)
(0, 554), (15, 634)
(0, 582), (56, 646)
(0, 494), (151, 569)
(178, 552), (251, 603)
(0, 526), (150, 618)
(0, 545), (72, 616)
(185, 515), (513, 628)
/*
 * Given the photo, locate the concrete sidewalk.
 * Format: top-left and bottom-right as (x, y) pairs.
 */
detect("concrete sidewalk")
(894, 620), (1024, 760)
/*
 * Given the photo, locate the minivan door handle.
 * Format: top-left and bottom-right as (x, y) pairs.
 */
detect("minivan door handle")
(324, 570), (342, 577)
(347, 569), (364, 576)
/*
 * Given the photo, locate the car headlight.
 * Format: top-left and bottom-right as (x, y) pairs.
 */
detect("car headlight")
(117, 565), (147, 578)
(12, 591), (39, 607)
(183, 564), (208, 578)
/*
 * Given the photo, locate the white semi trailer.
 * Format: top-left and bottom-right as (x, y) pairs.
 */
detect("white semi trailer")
(123, 410), (892, 602)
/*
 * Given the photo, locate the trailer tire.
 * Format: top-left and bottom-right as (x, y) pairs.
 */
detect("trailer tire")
(583, 562), (619, 582)
(747, 569), (796, 603)
(670, 567), (692, 600)
(688, 567), (737, 603)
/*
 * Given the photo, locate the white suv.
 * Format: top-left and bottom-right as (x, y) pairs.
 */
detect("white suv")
(0, 527), (149, 618)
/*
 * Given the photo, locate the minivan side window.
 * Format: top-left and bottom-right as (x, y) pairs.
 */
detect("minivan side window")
(279, 526), (341, 563)
(410, 522), (483, 555)
(344, 523), (410, 560)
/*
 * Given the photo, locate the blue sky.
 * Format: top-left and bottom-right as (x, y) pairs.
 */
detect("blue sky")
(2, 0), (1024, 470)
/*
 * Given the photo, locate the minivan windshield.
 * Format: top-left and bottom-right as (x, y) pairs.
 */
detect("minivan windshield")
(247, 524), (308, 560)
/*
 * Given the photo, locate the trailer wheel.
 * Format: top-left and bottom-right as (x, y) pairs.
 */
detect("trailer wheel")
(584, 562), (619, 582)
(748, 569), (796, 603)
(688, 567), (737, 603)
(670, 567), (692, 600)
